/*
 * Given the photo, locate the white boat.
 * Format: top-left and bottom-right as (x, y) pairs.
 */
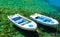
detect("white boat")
(8, 14), (37, 31)
(30, 13), (59, 26)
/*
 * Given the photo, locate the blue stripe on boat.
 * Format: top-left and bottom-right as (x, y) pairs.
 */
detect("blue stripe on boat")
(12, 17), (21, 21)
(36, 16), (45, 20)
(12, 16), (30, 24)
(36, 16), (54, 23)
(18, 21), (23, 24)
(18, 19), (29, 24)
(43, 18), (52, 22)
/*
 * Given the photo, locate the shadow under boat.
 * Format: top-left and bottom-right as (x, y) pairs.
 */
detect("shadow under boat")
(13, 25), (40, 37)
(13, 21), (60, 37)
(37, 22), (60, 33)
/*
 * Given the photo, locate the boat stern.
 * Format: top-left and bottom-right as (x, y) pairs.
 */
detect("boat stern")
(21, 21), (37, 31)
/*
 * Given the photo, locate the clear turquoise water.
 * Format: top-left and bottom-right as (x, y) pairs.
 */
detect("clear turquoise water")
(47, 0), (60, 7)
(44, 0), (60, 12)
(0, 0), (58, 12)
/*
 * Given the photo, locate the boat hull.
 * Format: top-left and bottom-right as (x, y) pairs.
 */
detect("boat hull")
(30, 13), (59, 26)
(8, 14), (37, 31)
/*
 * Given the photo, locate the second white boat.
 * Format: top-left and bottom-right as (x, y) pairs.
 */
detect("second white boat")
(30, 13), (59, 26)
